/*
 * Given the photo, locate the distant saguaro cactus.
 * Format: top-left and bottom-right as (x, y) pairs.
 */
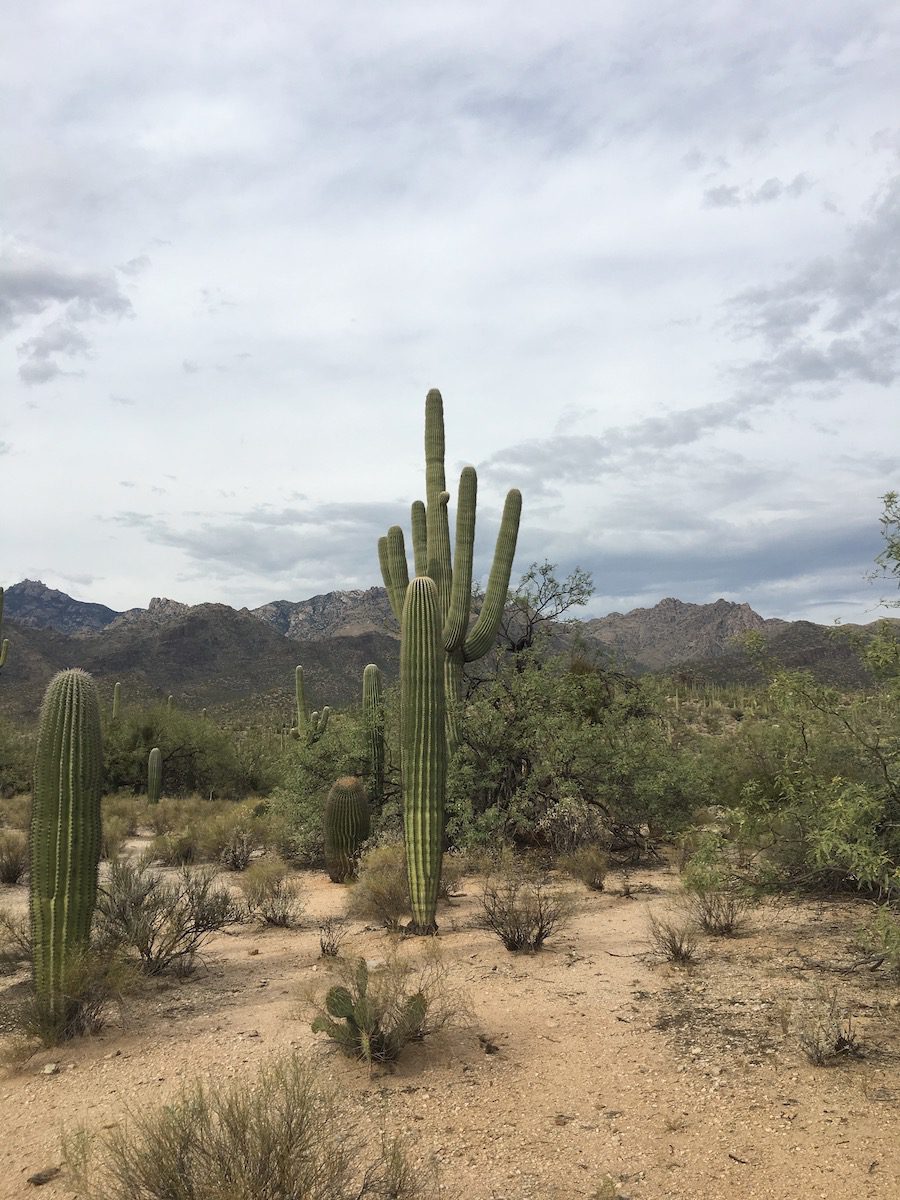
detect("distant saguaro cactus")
(323, 777), (370, 883)
(166, 694), (173, 712)
(291, 665), (330, 744)
(147, 746), (162, 804)
(111, 681), (121, 721)
(0, 586), (9, 670)
(362, 664), (384, 802)
(30, 668), (103, 1020)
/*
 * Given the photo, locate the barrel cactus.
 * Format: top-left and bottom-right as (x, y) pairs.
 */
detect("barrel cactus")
(30, 668), (103, 1022)
(323, 776), (370, 883)
(147, 746), (162, 804)
(362, 664), (384, 802)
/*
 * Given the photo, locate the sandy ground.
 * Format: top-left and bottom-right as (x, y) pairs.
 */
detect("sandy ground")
(2, 856), (899, 1200)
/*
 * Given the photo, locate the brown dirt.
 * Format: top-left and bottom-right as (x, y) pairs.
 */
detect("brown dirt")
(2, 856), (899, 1200)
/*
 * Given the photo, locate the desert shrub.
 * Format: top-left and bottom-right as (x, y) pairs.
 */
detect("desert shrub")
(310, 953), (457, 1065)
(64, 1053), (426, 1199)
(0, 792), (30, 831)
(437, 853), (465, 903)
(480, 870), (576, 952)
(867, 905), (900, 979)
(689, 888), (750, 936)
(560, 844), (608, 891)
(0, 906), (30, 976)
(219, 826), (255, 871)
(646, 913), (697, 965)
(239, 859), (305, 928)
(792, 988), (862, 1065)
(13, 947), (137, 1045)
(346, 844), (410, 930)
(96, 860), (239, 975)
(100, 815), (131, 862)
(101, 793), (143, 836)
(319, 916), (349, 958)
(0, 722), (34, 798)
(149, 828), (202, 866)
(0, 829), (28, 885)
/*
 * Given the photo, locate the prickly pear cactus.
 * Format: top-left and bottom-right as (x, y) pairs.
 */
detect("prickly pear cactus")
(30, 668), (103, 1017)
(147, 746), (162, 804)
(323, 776), (370, 883)
(311, 958), (426, 1063)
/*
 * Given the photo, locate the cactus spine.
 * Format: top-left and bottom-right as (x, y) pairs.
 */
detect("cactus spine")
(147, 746), (162, 804)
(292, 665), (330, 743)
(0, 587), (8, 670)
(400, 577), (446, 933)
(323, 776), (371, 883)
(30, 668), (103, 1018)
(362, 664), (385, 802)
(111, 681), (121, 721)
(378, 389), (522, 751)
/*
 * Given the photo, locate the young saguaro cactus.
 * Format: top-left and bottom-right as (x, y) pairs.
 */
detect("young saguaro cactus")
(323, 776), (371, 883)
(111, 681), (121, 721)
(400, 577), (446, 933)
(147, 746), (162, 804)
(30, 668), (103, 1018)
(0, 586), (9, 670)
(378, 388), (521, 750)
(291, 665), (330, 744)
(362, 664), (385, 802)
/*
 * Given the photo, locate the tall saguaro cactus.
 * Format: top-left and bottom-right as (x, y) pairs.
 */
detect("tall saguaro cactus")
(111, 681), (121, 721)
(30, 668), (103, 1019)
(362, 664), (384, 802)
(400, 577), (447, 933)
(292, 665), (330, 744)
(0, 587), (9, 670)
(378, 388), (522, 750)
(147, 746), (162, 804)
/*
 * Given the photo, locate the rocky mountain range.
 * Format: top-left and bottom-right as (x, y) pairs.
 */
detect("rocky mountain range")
(0, 578), (888, 723)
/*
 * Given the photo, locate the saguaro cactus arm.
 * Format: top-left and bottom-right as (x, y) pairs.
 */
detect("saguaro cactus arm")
(463, 487), (523, 662)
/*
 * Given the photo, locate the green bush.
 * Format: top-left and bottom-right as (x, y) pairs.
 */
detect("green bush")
(0, 829), (28, 885)
(346, 844), (410, 930)
(239, 859), (305, 927)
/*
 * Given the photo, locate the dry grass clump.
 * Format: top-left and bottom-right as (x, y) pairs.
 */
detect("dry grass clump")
(787, 988), (863, 1065)
(647, 912), (698, 966)
(63, 1054), (428, 1199)
(688, 888), (751, 936)
(346, 844), (410, 930)
(560, 844), (608, 891)
(13, 948), (137, 1046)
(0, 829), (29, 885)
(319, 916), (350, 958)
(239, 858), (306, 928)
(0, 794), (31, 831)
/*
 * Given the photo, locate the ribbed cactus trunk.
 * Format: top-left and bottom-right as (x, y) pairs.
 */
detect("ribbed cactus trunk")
(323, 776), (371, 883)
(30, 668), (103, 1018)
(111, 681), (121, 721)
(292, 665), (330, 743)
(147, 746), (162, 804)
(0, 586), (8, 670)
(401, 577), (446, 934)
(362, 664), (385, 803)
(378, 389), (521, 753)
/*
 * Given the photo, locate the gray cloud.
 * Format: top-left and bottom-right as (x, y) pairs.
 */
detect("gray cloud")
(0, 240), (132, 384)
(182, 358), (200, 374)
(0, 441), (10, 455)
(116, 255), (151, 276)
(704, 174), (812, 208)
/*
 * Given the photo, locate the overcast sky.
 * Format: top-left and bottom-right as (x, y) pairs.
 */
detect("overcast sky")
(2, 2), (898, 624)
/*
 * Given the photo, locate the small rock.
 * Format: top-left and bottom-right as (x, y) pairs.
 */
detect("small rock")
(248, 948), (260, 957)
(27, 1167), (61, 1186)
(41, 1064), (60, 1076)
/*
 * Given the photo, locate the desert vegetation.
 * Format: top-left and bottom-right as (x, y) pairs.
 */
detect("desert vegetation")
(0, 418), (898, 1198)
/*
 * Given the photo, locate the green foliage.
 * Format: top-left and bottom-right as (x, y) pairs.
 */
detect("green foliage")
(447, 652), (710, 852)
(64, 1053), (427, 1200)
(346, 843), (410, 930)
(560, 844), (608, 891)
(239, 858), (306, 927)
(0, 720), (33, 798)
(30, 668), (103, 1025)
(104, 704), (280, 800)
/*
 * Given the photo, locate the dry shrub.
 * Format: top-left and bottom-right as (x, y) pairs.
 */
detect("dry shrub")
(239, 859), (305, 928)
(319, 916), (349, 958)
(0, 907), (31, 976)
(560, 844), (608, 891)
(0, 794), (30, 831)
(0, 829), (29, 885)
(15, 948), (137, 1045)
(792, 988), (863, 1065)
(346, 844), (410, 930)
(100, 816), (131, 862)
(689, 888), (750, 936)
(63, 1054), (428, 1199)
(219, 827), (255, 871)
(647, 912), (697, 965)
(480, 868), (576, 952)
(96, 859), (239, 976)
